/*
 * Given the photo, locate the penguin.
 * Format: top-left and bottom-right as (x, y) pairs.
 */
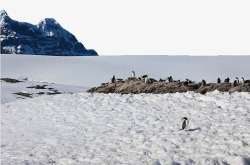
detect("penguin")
(181, 117), (189, 131)
(101, 83), (108, 86)
(186, 79), (192, 83)
(217, 78), (221, 84)
(111, 75), (116, 83)
(131, 71), (135, 78)
(241, 77), (245, 84)
(167, 77), (170, 82)
(201, 79), (206, 86)
(236, 77), (239, 84)
(159, 78), (165, 82)
(224, 77), (230, 83)
(167, 76), (173, 82)
(233, 80), (237, 87)
(183, 80), (189, 86)
(145, 76), (149, 84)
(149, 78), (157, 83)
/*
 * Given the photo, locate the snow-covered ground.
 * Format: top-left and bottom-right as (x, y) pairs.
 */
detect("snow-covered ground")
(1, 91), (250, 164)
(1, 54), (250, 164)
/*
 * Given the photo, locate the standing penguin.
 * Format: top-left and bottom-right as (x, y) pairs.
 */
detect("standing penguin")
(233, 80), (237, 87)
(181, 117), (189, 131)
(111, 75), (116, 83)
(236, 77), (239, 84)
(201, 79), (206, 86)
(167, 76), (173, 82)
(145, 76), (149, 84)
(131, 71), (135, 78)
(224, 77), (230, 83)
(241, 77), (245, 84)
(217, 78), (221, 84)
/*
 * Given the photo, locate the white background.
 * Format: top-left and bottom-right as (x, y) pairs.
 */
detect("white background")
(2, 0), (250, 55)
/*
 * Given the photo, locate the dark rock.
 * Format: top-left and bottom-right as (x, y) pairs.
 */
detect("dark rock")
(1, 78), (23, 83)
(13, 92), (32, 98)
(47, 90), (62, 95)
(27, 85), (47, 89)
(37, 92), (45, 95)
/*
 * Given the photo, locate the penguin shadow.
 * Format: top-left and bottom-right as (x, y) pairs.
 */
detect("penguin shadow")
(187, 127), (201, 132)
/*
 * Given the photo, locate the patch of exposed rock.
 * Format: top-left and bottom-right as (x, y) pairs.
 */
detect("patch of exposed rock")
(0, 78), (23, 83)
(87, 78), (250, 94)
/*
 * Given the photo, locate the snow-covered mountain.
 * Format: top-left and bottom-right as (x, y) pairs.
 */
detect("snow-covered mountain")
(0, 10), (98, 56)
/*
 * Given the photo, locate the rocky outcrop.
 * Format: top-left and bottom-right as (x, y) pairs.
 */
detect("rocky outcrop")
(87, 78), (250, 94)
(0, 10), (98, 56)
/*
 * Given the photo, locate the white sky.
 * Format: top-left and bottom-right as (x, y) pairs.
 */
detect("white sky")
(2, 0), (250, 55)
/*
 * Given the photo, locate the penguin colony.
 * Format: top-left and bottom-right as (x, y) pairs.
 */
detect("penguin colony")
(88, 72), (249, 95)
(110, 71), (246, 86)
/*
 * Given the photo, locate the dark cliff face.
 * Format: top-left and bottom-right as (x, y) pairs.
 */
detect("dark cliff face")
(0, 10), (98, 56)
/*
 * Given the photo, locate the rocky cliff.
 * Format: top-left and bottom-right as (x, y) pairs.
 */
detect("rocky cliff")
(0, 10), (98, 56)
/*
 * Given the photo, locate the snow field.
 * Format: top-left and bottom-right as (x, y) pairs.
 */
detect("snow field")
(1, 91), (250, 164)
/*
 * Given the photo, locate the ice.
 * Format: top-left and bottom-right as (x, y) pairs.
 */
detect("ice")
(1, 54), (250, 87)
(1, 92), (250, 164)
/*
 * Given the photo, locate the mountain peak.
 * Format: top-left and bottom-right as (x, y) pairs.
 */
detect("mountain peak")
(39, 18), (59, 26)
(37, 18), (62, 34)
(0, 9), (10, 26)
(0, 9), (8, 18)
